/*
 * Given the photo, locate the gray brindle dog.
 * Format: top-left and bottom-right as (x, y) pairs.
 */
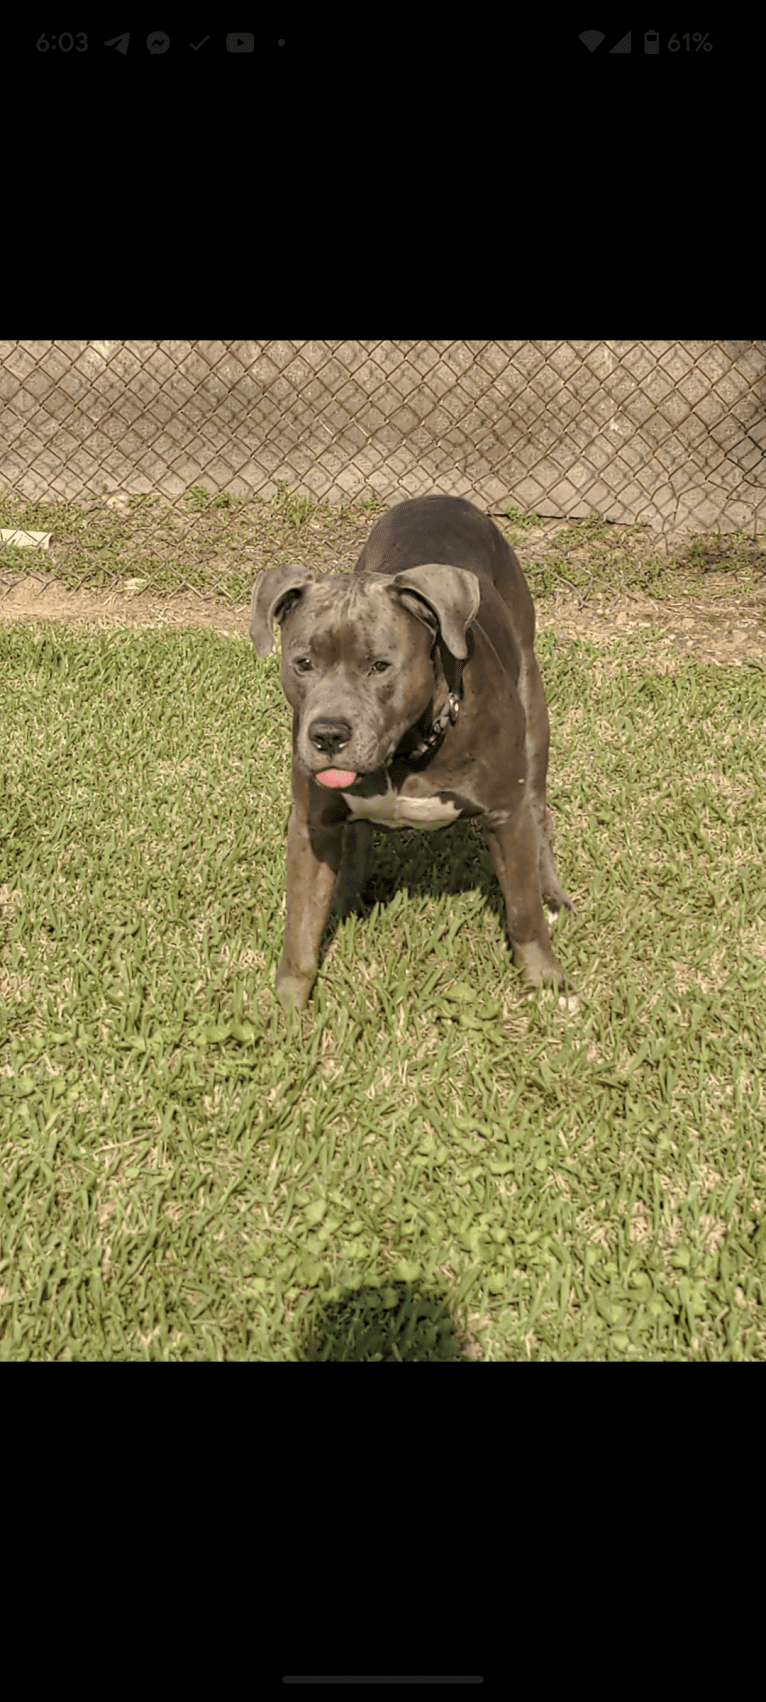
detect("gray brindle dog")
(250, 494), (574, 1010)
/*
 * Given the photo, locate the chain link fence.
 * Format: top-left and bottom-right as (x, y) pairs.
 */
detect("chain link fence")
(1, 340), (764, 571)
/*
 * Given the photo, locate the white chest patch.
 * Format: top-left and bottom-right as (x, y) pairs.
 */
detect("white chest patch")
(342, 776), (462, 831)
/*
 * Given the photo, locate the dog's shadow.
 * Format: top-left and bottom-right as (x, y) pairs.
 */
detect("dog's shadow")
(321, 818), (505, 955)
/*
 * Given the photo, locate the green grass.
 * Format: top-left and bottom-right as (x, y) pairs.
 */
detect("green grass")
(2, 484), (764, 605)
(1, 619), (765, 1359)
(0, 483), (388, 602)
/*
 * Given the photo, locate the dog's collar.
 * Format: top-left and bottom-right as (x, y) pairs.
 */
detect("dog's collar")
(393, 656), (464, 763)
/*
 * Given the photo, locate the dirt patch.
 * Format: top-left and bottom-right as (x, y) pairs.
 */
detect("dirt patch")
(3, 572), (765, 674)
(1, 504), (765, 670)
(537, 583), (766, 671)
(0, 574), (249, 639)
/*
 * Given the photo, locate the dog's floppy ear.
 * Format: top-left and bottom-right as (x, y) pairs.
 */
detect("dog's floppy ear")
(389, 564), (480, 660)
(249, 564), (315, 655)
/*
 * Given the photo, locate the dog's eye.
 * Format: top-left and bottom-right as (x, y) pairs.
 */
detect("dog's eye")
(372, 660), (390, 673)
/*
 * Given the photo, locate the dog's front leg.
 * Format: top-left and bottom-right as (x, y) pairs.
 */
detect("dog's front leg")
(483, 803), (570, 991)
(275, 806), (344, 1010)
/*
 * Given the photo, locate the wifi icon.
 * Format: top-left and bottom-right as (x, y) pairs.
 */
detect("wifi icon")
(579, 30), (605, 51)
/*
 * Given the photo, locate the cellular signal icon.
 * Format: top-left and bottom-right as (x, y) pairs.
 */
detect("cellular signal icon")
(579, 29), (635, 52)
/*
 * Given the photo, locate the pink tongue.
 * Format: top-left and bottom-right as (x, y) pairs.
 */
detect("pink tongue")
(316, 769), (357, 788)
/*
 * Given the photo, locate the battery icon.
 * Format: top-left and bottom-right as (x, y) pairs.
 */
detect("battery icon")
(645, 30), (659, 52)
